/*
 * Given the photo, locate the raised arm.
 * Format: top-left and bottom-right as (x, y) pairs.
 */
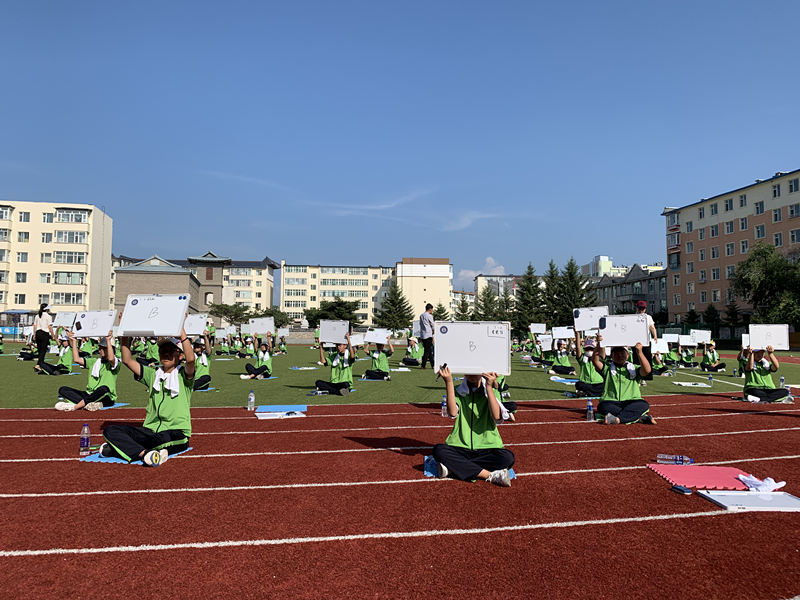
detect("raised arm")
(319, 340), (326, 364)
(438, 365), (457, 417)
(745, 346), (755, 372)
(387, 335), (394, 355)
(181, 326), (195, 378)
(634, 342), (651, 378)
(346, 331), (354, 357)
(482, 372), (502, 421)
(202, 331), (211, 355)
(68, 330), (85, 368)
(767, 345), (779, 371)
(120, 336), (141, 378)
(574, 327), (583, 359)
(592, 334), (606, 374)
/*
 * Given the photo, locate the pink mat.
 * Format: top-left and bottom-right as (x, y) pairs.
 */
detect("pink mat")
(647, 464), (751, 490)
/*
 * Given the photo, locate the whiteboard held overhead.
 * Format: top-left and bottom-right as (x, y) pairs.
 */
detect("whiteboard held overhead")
(277, 328), (290, 337)
(598, 315), (650, 348)
(118, 294), (189, 337)
(348, 334), (365, 347)
(183, 314), (208, 337)
(249, 318), (275, 334)
(749, 324), (790, 351)
(678, 335), (695, 346)
(663, 333), (680, 343)
(74, 310), (118, 339)
(537, 334), (553, 348)
(320, 320), (349, 344)
(364, 327), (392, 344)
(53, 311), (77, 329)
(434, 321), (511, 376)
(552, 326), (575, 340)
(572, 306), (609, 331)
(741, 333), (750, 348)
(650, 339), (669, 354)
(690, 329), (712, 344)
(529, 323), (546, 334)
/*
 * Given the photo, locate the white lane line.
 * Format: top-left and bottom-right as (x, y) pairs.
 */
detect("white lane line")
(680, 373), (745, 388)
(3, 426), (799, 463)
(0, 510), (732, 557)
(4, 408), (798, 439)
(2, 454), (798, 499)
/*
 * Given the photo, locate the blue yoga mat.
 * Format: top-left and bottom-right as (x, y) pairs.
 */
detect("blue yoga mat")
(289, 367), (318, 370)
(256, 404), (307, 413)
(194, 388), (216, 392)
(550, 376), (578, 384)
(358, 378), (388, 382)
(81, 447), (192, 465)
(423, 455), (516, 480)
(99, 403), (129, 410)
(307, 388), (356, 396)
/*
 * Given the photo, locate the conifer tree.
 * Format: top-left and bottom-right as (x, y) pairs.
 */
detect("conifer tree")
(454, 295), (473, 321)
(473, 285), (499, 320)
(513, 263), (542, 331)
(557, 257), (590, 326)
(540, 260), (561, 325)
(432, 301), (450, 321)
(372, 282), (414, 330)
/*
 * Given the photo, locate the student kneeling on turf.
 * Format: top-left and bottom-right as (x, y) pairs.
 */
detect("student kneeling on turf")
(362, 335), (393, 380)
(241, 332), (273, 380)
(591, 337), (655, 425)
(432, 366), (515, 487)
(315, 333), (354, 396)
(56, 330), (121, 411)
(100, 331), (195, 467)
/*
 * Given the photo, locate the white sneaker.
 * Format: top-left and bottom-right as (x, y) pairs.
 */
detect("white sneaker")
(84, 402), (103, 411)
(487, 469), (511, 487)
(780, 396), (795, 404)
(640, 381), (647, 387)
(54, 401), (74, 411)
(255, 374), (264, 380)
(143, 449), (167, 467)
(746, 394), (760, 403)
(384, 376), (391, 381)
(718, 368), (726, 373)
(437, 461), (449, 479)
(240, 374), (250, 380)
(548, 370), (556, 375)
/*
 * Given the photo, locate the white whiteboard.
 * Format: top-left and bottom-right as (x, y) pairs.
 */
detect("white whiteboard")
(320, 320), (349, 344)
(226, 326), (237, 337)
(53, 311), (77, 328)
(412, 320), (421, 337)
(434, 321), (511, 376)
(183, 314), (208, 336)
(74, 310), (118, 338)
(349, 333), (364, 347)
(118, 294), (188, 337)
(663, 333), (680, 343)
(529, 323), (546, 334)
(678, 335), (695, 346)
(697, 491), (800, 512)
(249, 317), (274, 333)
(690, 329), (712, 344)
(552, 326), (575, 340)
(749, 324), (789, 351)
(240, 324), (251, 335)
(364, 327), (392, 344)
(742, 333), (750, 348)
(650, 339), (669, 354)
(277, 328), (290, 337)
(598, 315), (650, 348)
(572, 306), (608, 331)
(538, 334), (553, 349)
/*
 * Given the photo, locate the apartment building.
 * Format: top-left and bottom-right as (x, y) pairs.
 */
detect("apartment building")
(592, 264), (668, 316)
(280, 257), (452, 326)
(474, 274), (518, 297)
(451, 289), (475, 312)
(0, 201), (113, 311)
(662, 168), (800, 323)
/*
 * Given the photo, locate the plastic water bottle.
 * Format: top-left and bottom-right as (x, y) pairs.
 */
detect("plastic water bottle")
(79, 423), (90, 456)
(657, 454), (693, 465)
(672, 362), (676, 376)
(441, 395), (448, 418)
(780, 376), (786, 389)
(248, 390), (255, 411)
(563, 392), (575, 398)
(586, 399), (594, 422)
(708, 374), (713, 387)
(733, 368), (737, 378)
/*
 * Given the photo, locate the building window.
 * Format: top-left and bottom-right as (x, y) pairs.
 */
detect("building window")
(687, 282), (695, 294)
(741, 240), (749, 254)
(285, 278), (307, 285)
(310, 296), (316, 301)
(660, 277), (666, 290)
(710, 225), (718, 237)
(648, 280), (654, 292)
(739, 194), (747, 207)
(55, 230), (87, 244)
(38, 294), (49, 305)
(229, 279), (252, 287)
(53, 272), (85, 285)
(699, 207), (705, 219)
(0, 250), (6, 262)
(740, 217), (748, 230)
(234, 290), (252, 299)
(39, 273), (50, 284)
(774, 232), (783, 247)
(17, 232), (29, 243)
(773, 208), (782, 223)
(686, 221), (693, 233)
(711, 246), (719, 259)
(712, 289), (721, 302)
(724, 198), (733, 211)
(255, 281), (262, 287)
(790, 178), (799, 193)
(672, 274), (680, 286)
(372, 285), (378, 291)
(700, 290), (707, 303)
(42, 212), (54, 223)
(667, 213), (680, 227)
(284, 266), (307, 273)
(699, 249), (706, 261)
(791, 229), (800, 244)
(686, 241), (693, 253)
(14, 293), (26, 304)
(372, 274), (378, 279)
(284, 300), (307, 308)
(17, 252), (28, 263)
(726, 265), (735, 279)
(755, 225), (766, 239)
(673, 294), (681, 306)
(711, 268), (720, 281)
(687, 301), (695, 311)
(699, 228), (706, 240)
(41, 253), (51, 263)
(725, 243), (735, 256)
(229, 267), (252, 276)
(54, 251), (87, 264)
(686, 261), (694, 274)
(0, 228), (8, 242)
(710, 203), (718, 215)
(311, 273), (316, 279)
(56, 210), (89, 223)
(41, 233), (52, 243)
(310, 284), (316, 290)
(0, 208), (9, 220)
(206, 268), (213, 281)
(51, 292), (84, 305)
(699, 269), (707, 282)
(725, 221), (734, 234)
(789, 204), (800, 219)
(284, 289), (307, 296)
(755, 201), (765, 215)
(16, 272), (27, 283)
(19, 211), (30, 223)
(773, 184), (781, 198)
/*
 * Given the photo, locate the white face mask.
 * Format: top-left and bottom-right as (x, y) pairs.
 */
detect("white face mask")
(584, 350), (594, 358)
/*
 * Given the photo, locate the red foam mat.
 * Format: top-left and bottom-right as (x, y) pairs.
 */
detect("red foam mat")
(647, 464), (750, 490)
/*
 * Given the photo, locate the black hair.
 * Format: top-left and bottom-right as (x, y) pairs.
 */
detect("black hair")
(426, 303), (434, 311)
(38, 303), (48, 317)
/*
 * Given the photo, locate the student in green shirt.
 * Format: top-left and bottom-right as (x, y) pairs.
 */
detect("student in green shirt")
(743, 345), (791, 403)
(136, 337), (160, 368)
(679, 344), (698, 368)
(663, 343), (681, 367)
(101, 331), (195, 466)
(433, 366), (515, 487)
(55, 330), (121, 411)
(192, 332), (212, 391)
(650, 351), (670, 376)
(241, 333), (273, 380)
(591, 338), (655, 425)
(313, 328), (320, 349)
(574, 330), (603, 398)
(215, 334), (231, 355)
(402, 336), (424, 366)
(36, 334), (73, 376)
(207, 323), (216, 347)
(78, 337), (97, 358)
(362, 335), (393, 380)
(231, 336), (244, 356)
(238, 337), (256, 358)
(545, 339), (576, 376)
(736, 347), (749, 378)
(315, 333), (355, 395)
(275, 335), (288, 355)
(699, 341), (726, 372)
(0, 333), (4, 354)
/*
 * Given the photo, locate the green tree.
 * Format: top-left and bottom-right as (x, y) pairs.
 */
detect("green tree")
(454, 294), (473, 321)
(732, 242), (800, 323)
(473, 285), (499, 320)
(540, 260), (561, 325)
(432, 300), (450, 322)
(302, 298), (362, 328)
(373, 282), (414, 330)
(702, 303), (723, 325)
(556, 257), (590, 326)
(513, 263), (542, 331)
(653, 307), (670, 326)
(497, 286), (515, 323)
(684, 308), (701, 325)
(724, 300), (742, 327)
(208, 302), (251, 326)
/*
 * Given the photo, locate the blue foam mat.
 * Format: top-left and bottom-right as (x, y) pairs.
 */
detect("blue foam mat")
(307, 388), (356, 396)
(423, 455), (516, 480)
(550, 376), (578, 384)
(256, 404), (307, 412)
(194, 388), (217, 392)
(358, 378), (388, 382)
(99, 403), (129, 410)
(81, 446), (192, 465)
(290, 367), (318, 370)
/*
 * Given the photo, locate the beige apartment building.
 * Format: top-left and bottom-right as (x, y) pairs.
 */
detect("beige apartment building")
(0, 200), (113, 311)
(662, 168), (800, 323)
(280, 257), (452, 325)
(451, 289), (475, 313)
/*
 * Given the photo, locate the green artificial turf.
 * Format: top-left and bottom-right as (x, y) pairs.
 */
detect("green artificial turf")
(1, 341), (799, 409)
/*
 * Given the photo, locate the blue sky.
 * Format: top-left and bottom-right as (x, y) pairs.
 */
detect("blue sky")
(1, 0), (798, 292)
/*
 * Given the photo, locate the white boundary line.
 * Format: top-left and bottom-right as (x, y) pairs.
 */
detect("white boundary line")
(2, 454), (798, 499)
(680, 373), (745, 388)
(0, 510), (733, 557)
(2, 426), (799, 463)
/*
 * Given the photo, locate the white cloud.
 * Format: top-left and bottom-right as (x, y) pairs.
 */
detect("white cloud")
(454, 257), (506, 288)
(438, 210), (494, 232)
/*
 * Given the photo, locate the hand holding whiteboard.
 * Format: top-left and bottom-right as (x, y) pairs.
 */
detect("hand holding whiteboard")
(434, 321), (511, 375)
(364, 327), (392, 344)
(529, 323), (546, 334)
(74, 310), (118, 338)
(183, 314), (208, 336)
(320, 320), (349, 344)
(598, 315), (650, 348)
(749, 324), (789, 350)
(573, 306), (608, 331)
(249, 317), (274, 333)
(690, 329), (712, 344)
(552, 326), (575, 340)
(53, 311), (77, 329)
(118, 294), (189, 337)
(742, 333), (750, 348)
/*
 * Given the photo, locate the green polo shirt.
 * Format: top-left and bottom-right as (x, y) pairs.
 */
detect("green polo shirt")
(600, 359), (642, 402)
(444, 385), (504, 450)
(145, 341), (159, 362)
(744, 361), (776, 391)
(195, 352), (210, 380)
(370, 348), (392, 371)
(544, 350), (571, 368)
(326, 351), (353, 386)
(577, 354), (603, 384)
(666, 349), (680, 362)
(56, 346), (73, 369)
(219, 342), (230, 352)
(405, 344), (423, 360)
(702, 349), (719, 365)
(255, 350), (273, 372)
(314, 328), (320, 339)
(137, 365), (193, 437)
(208, 325), (216, 337)
(84, 357), (121, 403)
